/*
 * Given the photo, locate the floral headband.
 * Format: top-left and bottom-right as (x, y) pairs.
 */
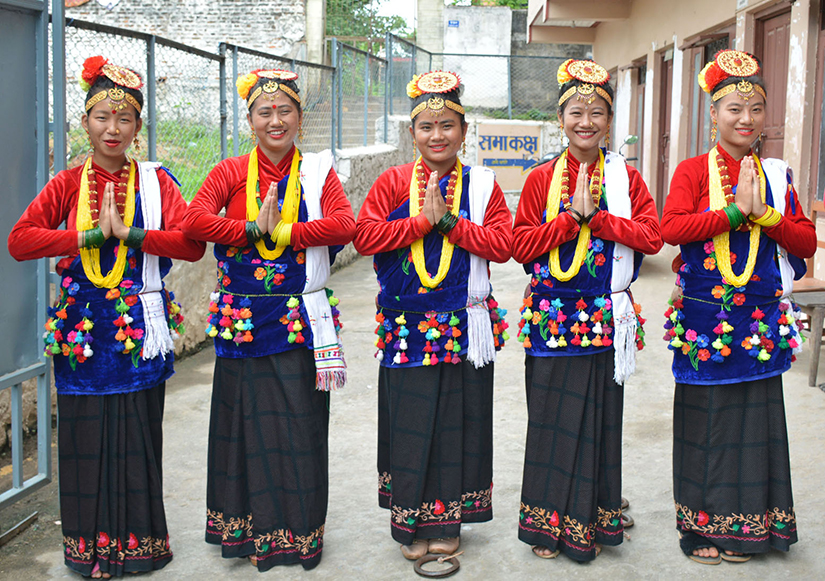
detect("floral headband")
(236, 69), (301, 109)
(557, 59), (612, 108)
(80, 56), (143, 114)
(407, 71), (465, 120)
(698, 49), (766, 102)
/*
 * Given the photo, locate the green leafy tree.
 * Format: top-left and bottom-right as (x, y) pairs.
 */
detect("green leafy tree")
(326, 0), (411, 40)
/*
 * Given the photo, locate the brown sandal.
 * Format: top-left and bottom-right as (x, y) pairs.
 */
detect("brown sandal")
(401, 539), (429, 560)
(531, 545), (560, 559)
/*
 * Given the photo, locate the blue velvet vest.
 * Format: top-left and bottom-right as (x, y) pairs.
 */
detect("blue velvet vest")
(666, 176), (805, 384)
(372, 165), (506, 368)
(45, 191), (177, 395)
(205, 172), (342, 359)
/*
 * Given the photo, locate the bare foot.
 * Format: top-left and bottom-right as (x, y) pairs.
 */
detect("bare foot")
(693, 546), (719, 559)
(532, 545), (560, 559)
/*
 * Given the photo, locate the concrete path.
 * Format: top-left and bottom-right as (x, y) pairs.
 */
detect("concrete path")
(2, 248), (825, 579)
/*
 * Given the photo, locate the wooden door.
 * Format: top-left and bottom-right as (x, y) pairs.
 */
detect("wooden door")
(634, 63), (646, 174)
(656, 51), (674, 216)
(755, 10), (791, 159)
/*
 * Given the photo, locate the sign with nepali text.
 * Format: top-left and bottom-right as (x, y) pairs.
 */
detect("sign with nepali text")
(477, 123), (542, 192)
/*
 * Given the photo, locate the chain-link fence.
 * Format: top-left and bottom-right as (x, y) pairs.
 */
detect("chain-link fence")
(53, 20), (334, 201)
(51, 20), (566, 201)
(329, 40), (387, 148)
(386, 34), (566, 123)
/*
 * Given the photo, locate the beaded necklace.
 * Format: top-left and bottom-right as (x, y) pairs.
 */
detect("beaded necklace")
(408, 156), (464, 288)
(545, 149), (605, 281)
(708, 145), (766, 287)
(245, 147), (301, 259)
(76, 156), (136, 288)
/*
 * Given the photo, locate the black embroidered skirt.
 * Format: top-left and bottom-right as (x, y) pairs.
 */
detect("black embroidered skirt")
(673, 375), (798, 553)
(518, 351), (624, 561)
(58, 383), (172, 577)
(377, 360), (494, 545)
(205, 348), (329, 571)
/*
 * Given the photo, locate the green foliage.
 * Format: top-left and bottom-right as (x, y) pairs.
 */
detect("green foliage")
(450, 0), (528, 8)
(326, 0), (411, 40)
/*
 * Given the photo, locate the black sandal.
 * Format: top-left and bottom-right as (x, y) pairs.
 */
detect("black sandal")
(679, 530), (721, 565)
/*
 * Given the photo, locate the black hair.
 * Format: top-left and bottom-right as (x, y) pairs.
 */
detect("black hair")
(85, 75), (144, 118)
(557, 78), (615, 116)
(410, 88), (466, 127)
(247, 77), (302, 112)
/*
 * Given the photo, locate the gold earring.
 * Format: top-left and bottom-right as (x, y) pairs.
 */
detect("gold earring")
(132, 134), (140, 152)
(462, 139), (466, 157)
(251, 131), (257, 147)
(298, 120), (304, 142)
(711, 118), (717, 142)
(605, 127), (610, 150)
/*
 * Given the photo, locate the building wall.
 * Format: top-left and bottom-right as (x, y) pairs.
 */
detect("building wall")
(64, 0), (306, 57)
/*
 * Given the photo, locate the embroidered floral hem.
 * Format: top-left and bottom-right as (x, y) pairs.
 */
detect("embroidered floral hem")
(518, 502), (623, 558)
(205, 509), (324, 569)
(676, 502), (797, 551)
(63, 532), (172, 572)
(380, 475), (493, 538)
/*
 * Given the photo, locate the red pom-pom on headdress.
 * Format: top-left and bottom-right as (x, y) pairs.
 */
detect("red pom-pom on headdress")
(80, 56), (108, 91)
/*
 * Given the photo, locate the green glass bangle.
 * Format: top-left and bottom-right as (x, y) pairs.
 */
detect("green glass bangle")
(125, 227), (147, 249)
(83, 226), (105, 249)
(724, 204), (746, 230)
(246, 220), (263, 245)
(437, 211), (458, 234)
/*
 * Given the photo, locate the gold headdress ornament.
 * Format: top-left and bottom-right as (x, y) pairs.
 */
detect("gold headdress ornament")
(408, 71), (466, 120)
(238, 69), (301, 109)
(557, 59), (612, 108)
(81, 57), (143, 114)
(697, 49), (766, 102)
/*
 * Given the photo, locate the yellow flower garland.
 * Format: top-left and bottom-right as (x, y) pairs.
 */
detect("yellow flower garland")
(408, 157), (464, 289)
(245, 147), (301, 260)
(76, 157), (136, 288)
(546, 149), (605, 281)
(708, 145), (765, 287)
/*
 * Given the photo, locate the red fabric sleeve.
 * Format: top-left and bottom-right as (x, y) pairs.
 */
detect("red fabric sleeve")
(141, 171), (206, 261)
(7, 169), (82, 261)
(588, 165), (663, 255)
(290, 168), (356, 248)
(761, 184), (817, 259)
(446, 181), (513, 263)
(661, 155), (738, 245)
(354, 165), (433, 256)
(181, 157), (248, 246)
(512, 159), (582, 264)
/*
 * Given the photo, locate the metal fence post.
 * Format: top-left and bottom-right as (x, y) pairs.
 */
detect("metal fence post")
(330, 39), (338, 153)
(52, 0), (66, 174)
(337, 42), (343, 151)
(507, 56), (512, 120)
(146, 36), (157, 160)
(364, 52), (370, 147)
(387, 33), (393, 116)
(232, 45), (239, 157)
(219, 43), (228, 160)
(411, 43), (417, 78)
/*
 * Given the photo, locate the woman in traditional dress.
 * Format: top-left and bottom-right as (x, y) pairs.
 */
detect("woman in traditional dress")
(513, 59), (662, 562)
(8, 57), (205, 577)
(181, 68), (354, 571)
(354, 71), (513, 560)
(661, 50), (815, 565)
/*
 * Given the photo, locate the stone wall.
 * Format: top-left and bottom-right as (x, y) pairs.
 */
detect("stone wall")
(64, 0), (306, 57)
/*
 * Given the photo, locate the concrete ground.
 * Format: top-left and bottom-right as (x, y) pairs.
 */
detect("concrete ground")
(2, 247), (825, 580)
